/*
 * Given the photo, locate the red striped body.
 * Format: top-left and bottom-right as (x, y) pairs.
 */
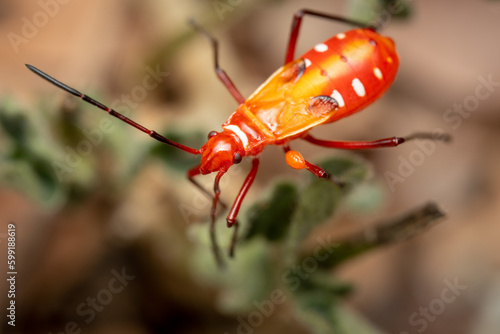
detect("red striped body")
(200, 28), (399, 173)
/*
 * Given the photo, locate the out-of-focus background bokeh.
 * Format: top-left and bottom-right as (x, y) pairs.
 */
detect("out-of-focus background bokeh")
(1, 0), (500, 333)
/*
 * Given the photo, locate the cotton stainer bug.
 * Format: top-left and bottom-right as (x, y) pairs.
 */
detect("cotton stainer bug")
(26, 9), (449, 268)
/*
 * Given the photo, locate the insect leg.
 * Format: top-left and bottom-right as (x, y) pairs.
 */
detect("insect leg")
(211, 170), (227, 269)
(187, 166), (229, 268)
(26, 64), (200, 155)
(226, 157), (260, 257)
(187, 165), (228, 210)
(285, 9), (376, 64)
(302, 132), (451, 149)
(283, 146), (343, 186)
(189, 20), (246, 104)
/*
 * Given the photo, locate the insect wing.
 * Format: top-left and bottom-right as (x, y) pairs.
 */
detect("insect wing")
(245, 59), (339, 139)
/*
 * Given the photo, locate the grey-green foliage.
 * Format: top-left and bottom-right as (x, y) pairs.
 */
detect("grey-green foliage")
(252, 157), (378, 333)
(199, 154), (443, 334)
(0, 97), (150, 207)
(0, 98), (66, 206)
(190, 155), (385, 333)
(348, 0), (412, 25)
(244, 182), (299, 242)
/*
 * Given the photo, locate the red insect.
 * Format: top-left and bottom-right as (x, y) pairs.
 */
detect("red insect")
(26, 9), (446, 267)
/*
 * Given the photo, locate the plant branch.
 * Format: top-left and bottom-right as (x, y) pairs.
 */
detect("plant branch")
(305, 202), (446, 269)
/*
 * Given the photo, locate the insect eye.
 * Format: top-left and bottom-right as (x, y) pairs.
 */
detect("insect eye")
(233, 152), (242, 164)
(208, 130), (218, 139)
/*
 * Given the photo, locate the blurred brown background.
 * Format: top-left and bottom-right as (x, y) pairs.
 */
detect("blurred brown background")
(1, 0), (500, 333)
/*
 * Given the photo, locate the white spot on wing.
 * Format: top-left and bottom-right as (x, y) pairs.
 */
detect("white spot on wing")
(330, 90), (345, 108)
(304, 58), (312, 68)
(352, 78), (366, 97)
(223, 125), (249, 149)
(314, 43), (328, 52)
(336, 33), (346, 39)
(373, 67), (383, 80)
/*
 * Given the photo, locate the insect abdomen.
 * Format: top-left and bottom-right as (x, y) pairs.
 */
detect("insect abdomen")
(297, 28), (399, 123)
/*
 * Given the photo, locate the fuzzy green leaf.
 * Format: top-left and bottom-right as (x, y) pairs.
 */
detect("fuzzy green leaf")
(0, 110), (28, 145)
(286, 156), (371, 254)
(244, 182), (299, 242)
